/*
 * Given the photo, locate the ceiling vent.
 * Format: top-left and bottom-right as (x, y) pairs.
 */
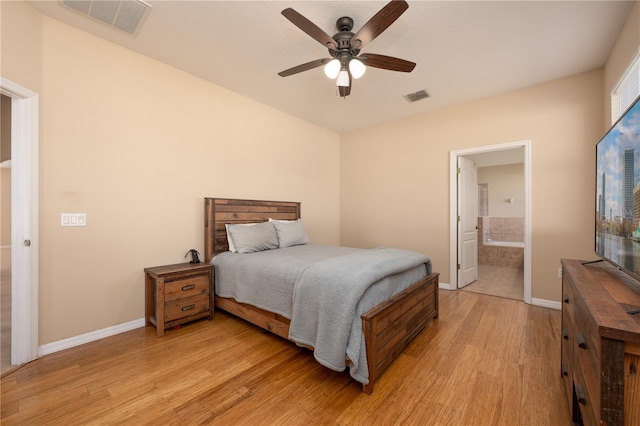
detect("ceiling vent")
(403, 90), (430, 103)
(60, 0), (152, 36)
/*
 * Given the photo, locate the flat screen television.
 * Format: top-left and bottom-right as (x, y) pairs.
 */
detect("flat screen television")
(595, 94), (640, 282)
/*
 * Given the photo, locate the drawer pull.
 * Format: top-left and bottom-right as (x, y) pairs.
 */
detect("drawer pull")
(561, 364), (568, 377)
(563, 294), (569, 303)
(562, 328), (569, 340)
(181, 284), (196, 291)
(576, 332), (587, 349)
(576, 384), (587, 405)
(181, 304), (196, 312)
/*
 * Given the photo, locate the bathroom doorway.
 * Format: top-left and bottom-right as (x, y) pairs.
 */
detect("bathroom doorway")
(449, 141), (531, 303)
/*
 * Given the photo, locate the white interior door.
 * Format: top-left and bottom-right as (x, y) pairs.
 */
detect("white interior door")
(1, 78), (39, 366)
(457, 156), (478, 288)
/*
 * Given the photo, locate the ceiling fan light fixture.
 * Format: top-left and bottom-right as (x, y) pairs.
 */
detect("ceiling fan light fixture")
(278, 0), (415, 98)
(324, 59), (341, 79)
(349, 59), (366, 79)
(336, 70), (350, 87)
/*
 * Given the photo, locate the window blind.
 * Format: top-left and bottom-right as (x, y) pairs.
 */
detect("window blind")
(611, 50), (640, 124)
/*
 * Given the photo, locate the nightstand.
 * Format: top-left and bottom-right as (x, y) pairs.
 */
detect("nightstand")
(144, 262), (214, 337)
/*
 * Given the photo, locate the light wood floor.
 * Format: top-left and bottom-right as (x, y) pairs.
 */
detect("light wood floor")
(1, 290), (570, 425)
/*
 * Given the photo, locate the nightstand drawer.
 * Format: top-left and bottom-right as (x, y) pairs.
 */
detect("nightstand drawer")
(165, 293), (210, 321)
(165, 274), (210, 302)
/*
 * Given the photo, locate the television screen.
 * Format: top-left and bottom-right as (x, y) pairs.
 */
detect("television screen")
(596, 95), (640, 280)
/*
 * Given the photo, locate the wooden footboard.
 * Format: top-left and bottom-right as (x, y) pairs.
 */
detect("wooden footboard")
(361, 272), (439, 394)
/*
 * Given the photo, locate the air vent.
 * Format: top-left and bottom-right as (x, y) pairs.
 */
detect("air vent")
(61, 0), (152, 35)
(403, 90), (430, 103)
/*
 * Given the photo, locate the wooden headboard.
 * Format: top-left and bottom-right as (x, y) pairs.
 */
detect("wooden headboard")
(204, 198), (301, 262)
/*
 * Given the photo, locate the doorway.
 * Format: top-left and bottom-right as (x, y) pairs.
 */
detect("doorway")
(0, 78), (40, 373)
(449, 141), (531, 304)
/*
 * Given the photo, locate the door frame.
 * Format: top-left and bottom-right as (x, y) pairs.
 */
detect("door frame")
(1, 78), (39, 365)
(449, 140), (531, 304)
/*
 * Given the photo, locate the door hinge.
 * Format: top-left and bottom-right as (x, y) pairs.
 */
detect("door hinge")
(457, 167), (461, 174)
(457, 215), (460, 222)
(457, 263), (460, 270)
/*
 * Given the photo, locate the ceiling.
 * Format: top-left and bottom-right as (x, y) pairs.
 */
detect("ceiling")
(28, 1), (634, 134)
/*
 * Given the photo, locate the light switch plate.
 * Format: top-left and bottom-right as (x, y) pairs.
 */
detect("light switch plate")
(61, 213), (87, 227)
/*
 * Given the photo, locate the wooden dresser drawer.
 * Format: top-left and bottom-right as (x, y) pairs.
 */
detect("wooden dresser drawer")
(165, 293), (210, 322)
(562, 275), (575, 322)
(573, 294), (601, 407)
(573, 361), (598, 426)
(625, 348), (640, 424)
(560, 323), (574, 408)
(164, 274), (210, 302)
(561, 272), (576, 408)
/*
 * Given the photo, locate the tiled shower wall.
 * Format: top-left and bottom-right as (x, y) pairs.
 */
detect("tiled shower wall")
(477, 217), (524, 267)
(484, 217), (524, 242)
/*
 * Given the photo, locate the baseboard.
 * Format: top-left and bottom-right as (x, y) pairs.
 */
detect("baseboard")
(38, 317), (146, 357)
(438, 282), (453, 290)
(531, 298), (561, 310)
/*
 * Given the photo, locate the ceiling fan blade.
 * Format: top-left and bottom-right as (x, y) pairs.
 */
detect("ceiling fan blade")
(360, 53), (416, 73)
(278, 58), (331, 77)
(282, 8), (338, 50)
(350, 0), (409, 50)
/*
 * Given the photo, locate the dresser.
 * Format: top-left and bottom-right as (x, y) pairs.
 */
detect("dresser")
(561, 259), (640, 425)
(145, 262), (214, 337)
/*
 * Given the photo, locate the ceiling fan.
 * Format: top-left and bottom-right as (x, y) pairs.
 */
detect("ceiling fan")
(278, 0), (416, 97)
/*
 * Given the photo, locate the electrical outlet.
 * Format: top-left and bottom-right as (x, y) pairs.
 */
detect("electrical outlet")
(558, 267), (562, 278)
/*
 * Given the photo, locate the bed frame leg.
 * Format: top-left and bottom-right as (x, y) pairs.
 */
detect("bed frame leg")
(362, 383), (373, 395)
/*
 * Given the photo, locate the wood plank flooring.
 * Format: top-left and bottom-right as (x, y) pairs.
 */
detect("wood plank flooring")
(0, 290), (571, 425)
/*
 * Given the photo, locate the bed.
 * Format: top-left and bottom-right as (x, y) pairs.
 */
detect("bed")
(204, 197), (439, 394)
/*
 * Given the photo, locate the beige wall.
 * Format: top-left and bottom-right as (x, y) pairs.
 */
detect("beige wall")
(478, 164), (525, 218)
(3, 3), (341, 344)
(340, 70), (604, 302)
(0, 1), (43, 93)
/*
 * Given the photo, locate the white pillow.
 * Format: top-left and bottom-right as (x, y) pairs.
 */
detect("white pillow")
(270, 219), (310, 248)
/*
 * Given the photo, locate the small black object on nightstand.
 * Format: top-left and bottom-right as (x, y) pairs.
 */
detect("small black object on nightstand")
(185, 249), (201, 264)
